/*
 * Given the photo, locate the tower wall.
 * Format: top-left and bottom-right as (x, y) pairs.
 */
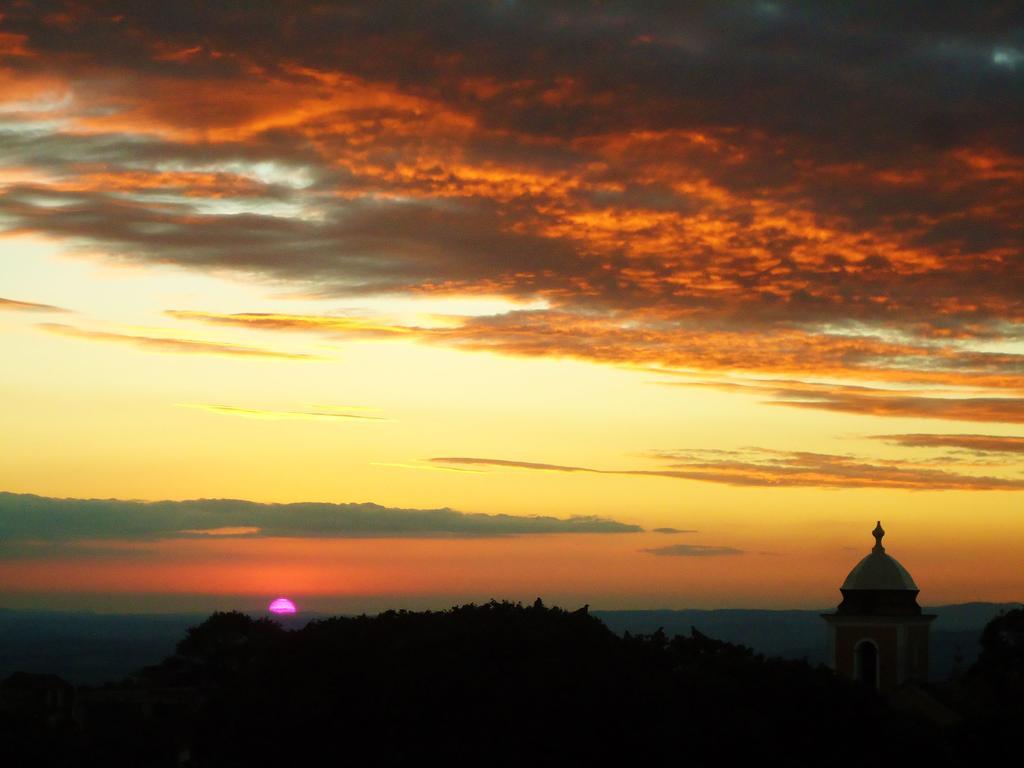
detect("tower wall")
(833, 623), (899, 691)
(824, 615), (935, 693)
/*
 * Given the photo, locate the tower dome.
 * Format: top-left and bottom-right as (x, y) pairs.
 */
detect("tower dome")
(836, 521), (922, 616)
(841, 521), (918, 591)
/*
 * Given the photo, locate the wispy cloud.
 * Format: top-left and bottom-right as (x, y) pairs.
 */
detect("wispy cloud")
(776, 392), (1024, 425)
(641, 544), (745, 557)
(0, 491), (642, 543)
(168, 309), (1024, 392)
(652, 447), (1024, 490)
(370, 462), (485, 474)
(870, 433), (1024, 454)
(670, 378), (1024, 425)
(432, 449), (1024, 491)
(179, 403), (388, 421)
(652, 527), (698, 534)
(177, 526), (261, 536)
(430, 457), (612, 475)
(1, 296), (68, 313)
(166, 310), (410, 336)
(37, 322), (318, 360)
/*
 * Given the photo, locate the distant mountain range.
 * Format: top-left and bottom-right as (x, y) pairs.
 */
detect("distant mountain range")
(594, 602), (1022, 680)
(1, 602), (1018, 685)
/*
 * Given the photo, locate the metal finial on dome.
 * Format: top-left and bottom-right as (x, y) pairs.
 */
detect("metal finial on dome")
(872, 521), (885, 552)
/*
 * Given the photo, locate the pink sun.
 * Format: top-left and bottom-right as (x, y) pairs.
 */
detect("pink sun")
(268, 597), (297, 615)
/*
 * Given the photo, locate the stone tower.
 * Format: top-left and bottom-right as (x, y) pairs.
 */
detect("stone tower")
(822, 522), (935, 692)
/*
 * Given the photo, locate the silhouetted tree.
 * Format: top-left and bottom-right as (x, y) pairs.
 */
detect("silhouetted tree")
(972, 606), (1024, 701)
(944, 607), (1024, 764)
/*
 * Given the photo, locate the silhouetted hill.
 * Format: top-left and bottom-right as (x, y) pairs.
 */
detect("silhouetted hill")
(4, 601), (1023, 766)
(1, 600), (959, 767)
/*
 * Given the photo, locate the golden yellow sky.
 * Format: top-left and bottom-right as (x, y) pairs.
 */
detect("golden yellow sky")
(1, 3), (1022, 611)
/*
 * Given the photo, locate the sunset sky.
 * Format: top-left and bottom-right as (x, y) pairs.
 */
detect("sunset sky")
(1, 1), (1022, 613)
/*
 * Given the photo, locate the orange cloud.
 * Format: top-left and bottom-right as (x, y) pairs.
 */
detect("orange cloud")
(166, 310), (410, 336)
(62, 169), (275, 198)
(164, 307), (1024, 398)
(666, 378), (1024, 424)
(776, 392), (1024, 425)
(0, 31), (31, 58)
(871, 433), (1024, 454)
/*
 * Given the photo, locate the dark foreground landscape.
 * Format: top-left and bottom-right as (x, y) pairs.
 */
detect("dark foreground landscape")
(2, 600), (1021, 767)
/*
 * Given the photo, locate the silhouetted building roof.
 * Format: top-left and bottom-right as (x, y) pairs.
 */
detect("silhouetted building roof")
(835, 522), (925, 616)
(841, 521), (918, 591)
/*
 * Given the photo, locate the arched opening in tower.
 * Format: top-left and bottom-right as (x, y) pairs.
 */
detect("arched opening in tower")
(855, 640), (878, 690)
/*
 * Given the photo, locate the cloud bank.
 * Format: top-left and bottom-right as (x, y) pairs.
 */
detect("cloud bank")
(0, 2), (1019, 403)
(0, 492), (641, 542)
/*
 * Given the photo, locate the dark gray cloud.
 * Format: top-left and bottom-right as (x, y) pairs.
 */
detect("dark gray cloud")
(7, 2), (1020, 149)
(0, 492), (642, 542)
(0, 185), (579, 296)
